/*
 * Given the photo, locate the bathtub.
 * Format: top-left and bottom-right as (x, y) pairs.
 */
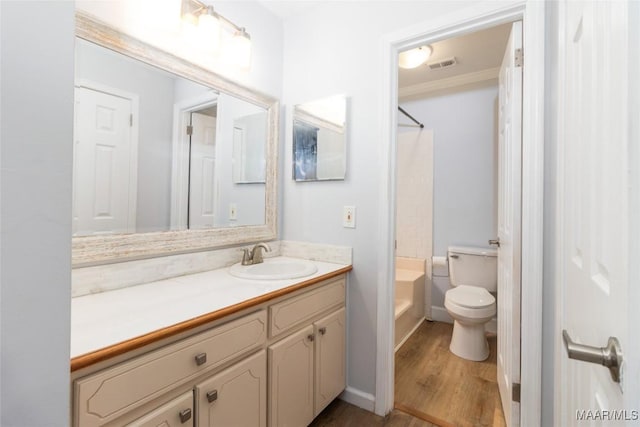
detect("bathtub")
(395, 257), (426, 350)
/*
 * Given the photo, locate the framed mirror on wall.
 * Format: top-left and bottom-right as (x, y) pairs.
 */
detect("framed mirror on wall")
(292, 95), (347, 181)
(72, 11), (278, 266)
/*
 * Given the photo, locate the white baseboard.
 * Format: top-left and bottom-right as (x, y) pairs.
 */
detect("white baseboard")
(431, 306), (497, 334)
(339, 386), (375, 412)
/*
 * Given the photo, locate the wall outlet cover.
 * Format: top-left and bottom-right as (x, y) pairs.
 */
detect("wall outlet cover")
(343, 206), (356, 228)
(229, 203), (237, 220)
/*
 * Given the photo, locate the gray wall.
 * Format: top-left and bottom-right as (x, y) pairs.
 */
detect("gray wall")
(401, 83), (499, 258)
(1, 1), (74, 425)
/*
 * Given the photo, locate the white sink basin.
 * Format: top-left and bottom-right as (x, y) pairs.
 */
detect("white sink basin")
(229, 258), (318, 280)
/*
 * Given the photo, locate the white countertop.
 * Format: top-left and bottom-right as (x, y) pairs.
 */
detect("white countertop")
(71, 257), (349, 359)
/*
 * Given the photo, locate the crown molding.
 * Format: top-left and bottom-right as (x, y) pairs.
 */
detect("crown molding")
(399, 67), (500, 99)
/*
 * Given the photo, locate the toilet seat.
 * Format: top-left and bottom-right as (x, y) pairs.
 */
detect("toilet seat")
(444, 285), (496, 320)
(446, 285), (495, 308)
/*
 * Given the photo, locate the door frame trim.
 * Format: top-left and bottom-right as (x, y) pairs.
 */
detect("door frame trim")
(375, 2), (545, 425)
(169, 92), (219, 230)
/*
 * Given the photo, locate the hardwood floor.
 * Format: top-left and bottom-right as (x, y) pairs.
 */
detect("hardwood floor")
(311, 398), (437, 427)
(394, 320), (506, 427)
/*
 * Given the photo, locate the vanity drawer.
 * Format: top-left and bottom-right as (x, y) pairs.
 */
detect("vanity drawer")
(74, 310), (266, 427)
(269, 277), (345, 338)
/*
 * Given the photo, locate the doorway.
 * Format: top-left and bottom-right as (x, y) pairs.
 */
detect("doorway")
(376, 4), (545, 426)
(393, 21), (517, 426)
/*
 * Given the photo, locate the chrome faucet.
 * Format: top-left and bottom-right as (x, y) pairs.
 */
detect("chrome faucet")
(241, 242), (271, 265)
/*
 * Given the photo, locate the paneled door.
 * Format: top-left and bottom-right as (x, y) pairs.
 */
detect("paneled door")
(188, 111), (217, 229)
(556, 1), (632, 424)
(497, 20), (522, 427)
(73, 85), (137, 236)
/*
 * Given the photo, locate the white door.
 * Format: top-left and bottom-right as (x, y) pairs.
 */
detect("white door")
(497, 21), (522, 427)
(557, 1), (631, 424)
(188, 111), (217, 229)
(73, 86), (136, 236)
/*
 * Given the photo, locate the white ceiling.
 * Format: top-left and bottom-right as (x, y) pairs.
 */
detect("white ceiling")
(257, 0), (324, 20)
(398, 23), (512, 88)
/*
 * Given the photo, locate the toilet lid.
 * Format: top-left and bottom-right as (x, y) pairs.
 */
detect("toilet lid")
(447, 285), (495, 308)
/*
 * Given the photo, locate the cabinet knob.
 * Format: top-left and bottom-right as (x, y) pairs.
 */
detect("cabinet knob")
(307, 334), (315, 342)
(179, 408), (192, 423)
(206, 390), (218, 403)
(195, 352), (207, 366)
(319, 327), (327, 335)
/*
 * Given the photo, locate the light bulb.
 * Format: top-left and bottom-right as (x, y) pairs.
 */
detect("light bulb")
(229, 28), (251, 70)
(398, 46), (432, 69)
(198, 9), (221, 52)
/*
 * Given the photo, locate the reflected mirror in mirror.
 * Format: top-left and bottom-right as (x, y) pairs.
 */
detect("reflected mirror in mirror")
(73, 39), (267, 236)
(293, 95), (347, 181)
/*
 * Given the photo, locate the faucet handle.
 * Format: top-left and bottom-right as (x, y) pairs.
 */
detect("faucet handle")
(241, 248), (252, 265)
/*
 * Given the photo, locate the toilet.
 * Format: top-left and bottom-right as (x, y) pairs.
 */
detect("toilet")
(444, 245), (497, 361)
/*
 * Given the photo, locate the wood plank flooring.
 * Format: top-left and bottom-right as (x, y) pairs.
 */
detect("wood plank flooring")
(394, 321), (506, 427)
(310, 398), (437, 427)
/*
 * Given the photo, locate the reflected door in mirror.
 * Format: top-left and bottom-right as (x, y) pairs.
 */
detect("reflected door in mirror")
(73, 85), (138, 236)
(188, 110), (217, 229)
(73, 38), (268, 237)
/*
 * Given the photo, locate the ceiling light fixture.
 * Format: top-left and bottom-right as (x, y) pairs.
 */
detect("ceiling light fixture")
(398, 45), (432, 69)
(181, 0), (252, 68)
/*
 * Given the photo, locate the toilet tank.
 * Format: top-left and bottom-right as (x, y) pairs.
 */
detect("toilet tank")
(448, 245), (498, 291)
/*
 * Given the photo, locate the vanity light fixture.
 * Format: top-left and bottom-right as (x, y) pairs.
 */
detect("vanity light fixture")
(398, 45), (432, 69)
(230, 28), (252, 70)
(181, 0), (252, 68)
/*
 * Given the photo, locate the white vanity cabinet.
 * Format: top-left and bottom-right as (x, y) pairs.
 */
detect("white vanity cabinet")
(125, 392), (194, 427)
(73, 310), (267, 427)
(268, 279), (346, 427)
(72, 273), (348, 427)
(195, 350), (267, 427)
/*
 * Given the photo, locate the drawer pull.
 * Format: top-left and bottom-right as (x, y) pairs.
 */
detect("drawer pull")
(319, 327), (327, 335)
(195, 352), (207, 366)
(307, 334), (315, 342)
(206, 390), (218, 403)
(179, 408), (192, 423)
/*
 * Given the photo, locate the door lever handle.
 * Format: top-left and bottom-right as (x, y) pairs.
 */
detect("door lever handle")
(562, 330), (623, 383)
(489, 238), (500, 247)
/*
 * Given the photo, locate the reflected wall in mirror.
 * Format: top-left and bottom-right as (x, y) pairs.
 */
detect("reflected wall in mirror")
(293, 95), (347, 181)
(72, 11), (277, 265)
(73, 38), (267, 237)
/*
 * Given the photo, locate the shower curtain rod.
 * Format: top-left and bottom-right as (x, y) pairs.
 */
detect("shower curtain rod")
(398, 106), (424, 128)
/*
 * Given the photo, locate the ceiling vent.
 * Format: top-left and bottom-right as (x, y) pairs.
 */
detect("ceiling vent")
(428, 57), (458, 70)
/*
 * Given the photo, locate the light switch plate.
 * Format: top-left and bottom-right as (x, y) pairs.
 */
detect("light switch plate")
(229, 203), (237, 220)
(343, 206), (356, 228)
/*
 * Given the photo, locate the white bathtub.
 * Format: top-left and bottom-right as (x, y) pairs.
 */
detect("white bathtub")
(395, 257), (425, 350)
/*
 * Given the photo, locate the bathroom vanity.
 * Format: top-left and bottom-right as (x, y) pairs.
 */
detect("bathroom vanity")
(69, 11), (352, 427)
(70, 259), (351, 427)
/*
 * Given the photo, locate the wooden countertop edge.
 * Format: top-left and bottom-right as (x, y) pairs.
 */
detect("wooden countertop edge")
(70, 265), (352, 372)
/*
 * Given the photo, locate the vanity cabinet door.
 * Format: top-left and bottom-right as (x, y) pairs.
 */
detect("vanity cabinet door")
(195, 350), (267, 427)
(125, 392), (193, 427)
(314, 308), (346, 416)
(268, 325), (315, 427)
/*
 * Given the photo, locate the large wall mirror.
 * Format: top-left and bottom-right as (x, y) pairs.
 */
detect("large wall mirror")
(293, 95), (347, 181)
(73, 12), (277, 265)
